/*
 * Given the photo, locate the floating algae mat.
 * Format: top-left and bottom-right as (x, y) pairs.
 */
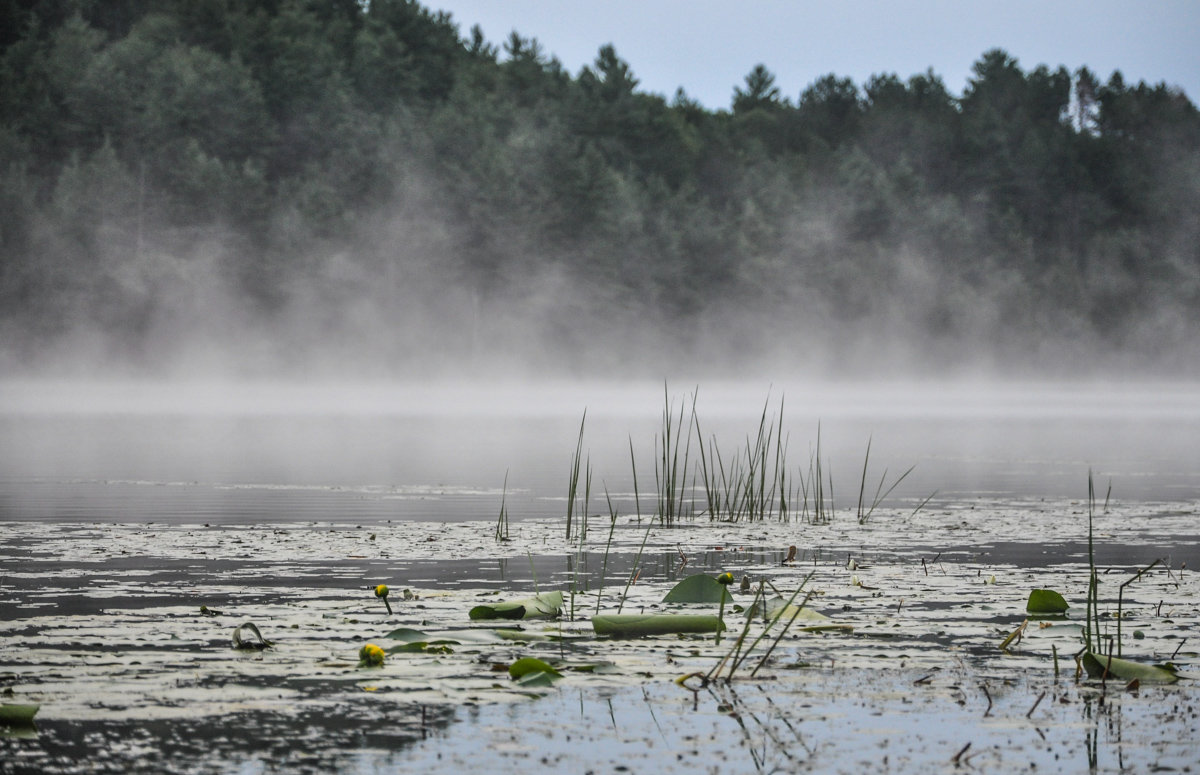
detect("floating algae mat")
(2, 496), (1200, 773)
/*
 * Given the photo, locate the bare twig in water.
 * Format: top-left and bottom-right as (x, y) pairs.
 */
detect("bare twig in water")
(1027, 691), (1047, 719)
(951, 742), (971, 765)
(981, 684), (993, 717)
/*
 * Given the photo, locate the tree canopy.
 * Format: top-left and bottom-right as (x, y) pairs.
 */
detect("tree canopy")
(1, 1), (1197, 377)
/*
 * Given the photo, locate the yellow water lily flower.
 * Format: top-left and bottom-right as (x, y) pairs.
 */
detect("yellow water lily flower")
(374, 584), (389, 598)
(716, 572), (734, 585)
(359, 643), (386, 667)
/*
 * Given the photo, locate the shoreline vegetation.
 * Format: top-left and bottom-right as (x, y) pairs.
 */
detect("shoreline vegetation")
(1, 1), (1198, 378)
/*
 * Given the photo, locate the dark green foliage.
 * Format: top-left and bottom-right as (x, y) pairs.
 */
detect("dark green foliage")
(1, 2), (1197, 376)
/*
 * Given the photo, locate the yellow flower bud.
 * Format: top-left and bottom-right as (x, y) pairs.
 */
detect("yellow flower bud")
(374, 584), (389, 598)
(359, 643), (386, 667)
(717, 572), (734, 586)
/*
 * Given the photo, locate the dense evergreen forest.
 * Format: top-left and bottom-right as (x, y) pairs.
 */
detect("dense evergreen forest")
(2, 0), (1198, 377)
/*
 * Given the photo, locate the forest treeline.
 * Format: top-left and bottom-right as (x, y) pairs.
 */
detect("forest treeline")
(2, 0), (1198, 376)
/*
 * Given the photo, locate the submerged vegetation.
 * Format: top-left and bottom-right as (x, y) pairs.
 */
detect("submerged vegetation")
(1, 1), (1199, 375)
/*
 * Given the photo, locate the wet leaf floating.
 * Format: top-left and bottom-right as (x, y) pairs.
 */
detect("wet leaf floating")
(1080, 653), (1179, 684)
(514, 670), (558, 688)
(662, 574), (735, 604)
(230, 622), (272, 650)
(381, 627), (468, 654)
(469, 590), (563, 620)
(745, 595), (831, 623)
(592, 614), (726, 638)
(508, 657), (562, 680)
(0, 704), (39, 725)
(1026, 589), (1069, 614)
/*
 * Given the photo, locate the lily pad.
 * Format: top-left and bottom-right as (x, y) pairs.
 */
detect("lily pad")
(592, 614), (725, 638)
(514, 670), (559, 687)
(0, 704), (39, 725)
(508, 657), (562, 680)
(662, 574), (734, 604)
(469, 591), (564, 620)
(1080, 652), (1178, 683)
(382, 626), (504, 653)
(1026, 589), (1069, 614)
(745, 595), (830, 623)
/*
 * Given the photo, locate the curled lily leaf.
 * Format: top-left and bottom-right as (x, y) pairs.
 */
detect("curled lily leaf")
(231, 622), (272, 650)
(1026, 589), (1069, 614)
(469, 591), (562, 620)
(1081, 652), (1178, 684)
(662, 574), (734, 604)
(0, 704), (39, 726)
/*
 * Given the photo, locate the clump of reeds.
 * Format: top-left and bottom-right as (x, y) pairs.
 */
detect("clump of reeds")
(855, 437), (915, 525)
(796, 425), (834, 525)
(693, 393), (793, 523)
(654, 385), (695, 525)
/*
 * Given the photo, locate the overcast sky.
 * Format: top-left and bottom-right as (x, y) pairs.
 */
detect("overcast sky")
(430, 1), (1200, 109)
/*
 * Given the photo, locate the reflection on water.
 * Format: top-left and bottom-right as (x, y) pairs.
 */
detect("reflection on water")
(401, 672), (1200, 774)
(2, 380), (1199, 523)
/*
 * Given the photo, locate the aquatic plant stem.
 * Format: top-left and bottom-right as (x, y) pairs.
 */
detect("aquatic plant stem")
(494, 469), (510, 541)
(618, 437), (653, 614)
(566, 410), (586, 540)
(750, 585), (817, 678)
(595, 485), (619, 615)
(707, 582), (763, 683)
(1117, 558), (1162, 657)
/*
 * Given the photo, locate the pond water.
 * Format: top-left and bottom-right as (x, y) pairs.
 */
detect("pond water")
(3, 380), (1199, 524)
(2, 380), (1199, 773)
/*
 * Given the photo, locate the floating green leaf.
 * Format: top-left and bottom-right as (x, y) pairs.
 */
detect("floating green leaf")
(382, 627), (444, 643)
(1081, 652), (1178, 683)
(0, 704), (39, 725)
(494, 629), (550, 643)
(1026, 589), (1069, 614)
(508, 657), (562, 680)
(663, 574), (735, 604)
(382, 626), (505, 653)
(592, 614), (725, 638)
(514, 670), (558, 687)
(469, 591), (564, 620)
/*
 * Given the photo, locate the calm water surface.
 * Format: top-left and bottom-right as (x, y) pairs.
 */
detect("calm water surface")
(2, 380), (1199, 523)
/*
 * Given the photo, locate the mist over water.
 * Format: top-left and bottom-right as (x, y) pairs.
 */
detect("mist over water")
(2, 7), (1198, 381)
(2, 2), (1198, 524)
(3, 379), (1198, 525)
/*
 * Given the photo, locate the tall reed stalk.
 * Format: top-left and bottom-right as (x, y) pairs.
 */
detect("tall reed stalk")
(654, 385), (695, 525)
(855, 437), (916, 525)
(565, 410), (586, 540)
(494, 469), (510, 541)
